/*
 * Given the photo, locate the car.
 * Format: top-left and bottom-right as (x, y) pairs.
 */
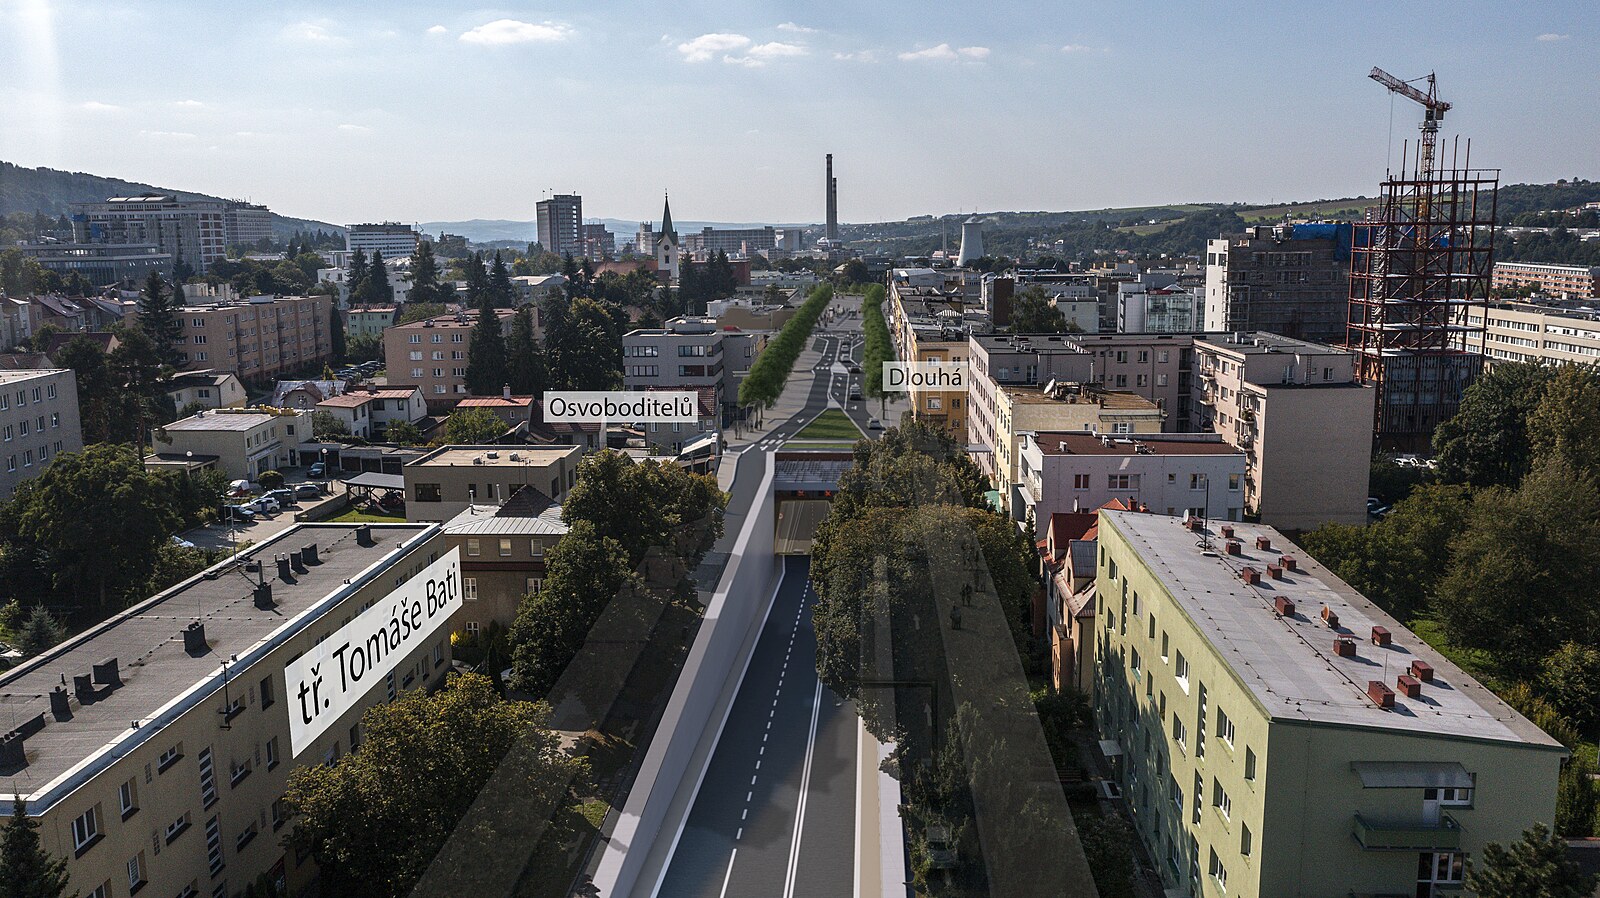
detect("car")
(868, 417), (883, 430)
(849, 386), (863, 401)
(925, 825), (958, 870)
(307, 462), (327, 479)
(847, 363), (862, 374)
(294, 483), (323, 500)
(171, 536), (196, 548)
(249, 496), (281, 515)
(221, 505), (256, 524)
(264, 488), (298, 508)
(227, 478), (258, 496)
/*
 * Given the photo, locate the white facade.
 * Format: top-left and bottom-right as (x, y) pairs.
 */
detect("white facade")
(155, 408), (312, 481)
(1016, 432), (1246, 534)
(0, 369), (84, 499)
(345, 223), (420, 261)
(1118, 282), (1203, 333)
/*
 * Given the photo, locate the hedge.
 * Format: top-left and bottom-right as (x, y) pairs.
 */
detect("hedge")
(860, 283), (895, 399)
(738, 283), (834, 408)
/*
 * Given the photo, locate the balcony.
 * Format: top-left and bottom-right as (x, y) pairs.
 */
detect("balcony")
(1351, 813), (1462, 851)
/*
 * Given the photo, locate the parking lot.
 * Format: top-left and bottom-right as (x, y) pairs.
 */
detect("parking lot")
(178, 470), (351, 551)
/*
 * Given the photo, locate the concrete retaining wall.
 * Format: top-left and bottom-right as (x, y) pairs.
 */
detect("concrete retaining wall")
(591, 451), (780, 896)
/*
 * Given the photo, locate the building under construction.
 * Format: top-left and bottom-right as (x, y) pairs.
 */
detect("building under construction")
(1346, 69), (1497, 450)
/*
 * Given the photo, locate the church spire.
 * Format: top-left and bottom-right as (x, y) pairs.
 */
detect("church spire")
(659, 193), (676, 245)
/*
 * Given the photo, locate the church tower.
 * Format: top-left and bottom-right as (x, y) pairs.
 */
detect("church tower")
(655, 194), (680, 281)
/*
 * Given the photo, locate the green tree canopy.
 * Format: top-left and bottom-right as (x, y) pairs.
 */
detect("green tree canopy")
(738, 284), (832, 408)
(542, 295), (622, 392)
(443, 408), (506, 445)
(508, 521), (641, 696)
(136, 270), (183, 368)
(1466, 822), (1599, 898)
(1009, 285), (1074, 334)
(408, 240), (443, 305)
(464, 301), (507, 396)
(505, 306), (547, 396)
(0, 797), (73, 898)
(1433, 361), (1556, 488)
(284, 673), (584, 898)
(559, 450), (726, 565)
(1528, 363), (1600, 479)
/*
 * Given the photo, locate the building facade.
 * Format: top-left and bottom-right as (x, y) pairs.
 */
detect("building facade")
(166, 371), (247, 412)
(1192, 333), (1372, 529)
(403, 444), (583, 523)
(383, 311), (518, 413)
(1467, 300), (1600, 366)
(1016, 432), (1246, 534)
(535, 195), (584, 257)
(1491, 261), (1600, 299)
(622, 317), (759, 425)
(0, 369), (83, 499)
(344, 223), (419, 261)
(443, 487), (569, 638)
(224, 203), (274, 248)
(153, 408), (311, 481)
(70, 194), (228, 273)
(17, 242), (173, 288)
(683, 227), (777, 256)
(1204, 224), (1351, 345)
(1093, 510), (1563, 898)
(167, 295), (335, 382)
(1, 523), (448, 898)
(316, 388), (427, 440)
(991, 382), (1164, 515)
(1118, 283), (1203, 334)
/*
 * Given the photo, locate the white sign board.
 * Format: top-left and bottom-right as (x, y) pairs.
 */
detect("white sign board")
(283, 548), (463, 757)
(543, 390), (699, 423)
(883, 361), (969, 391)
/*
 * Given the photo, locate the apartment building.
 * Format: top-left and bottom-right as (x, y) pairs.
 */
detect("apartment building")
(224, 203), (273, 248)
(71, 194), (229, 273)
(403, 444), (583, 523)
(0, 523), (448, 898)
(345, 305), (398, 338)
(443, 486), (569, 637)
(621, 317), (760, 425)
(535, 195), (583, 257)
(1093, 510), (1563, 898)
(0, 369), (83, 499)
(1466, 300), (1600, 366)
(152, 408), (311, 481)
(165, 371), (247, 412)
(1016, 432), (1245, 534)
(1204, 223), (1351, 344)
(315, 387), (427, 440)
(1118, 283), (1203, 334)
(345, 223), (420, 261)
(991, 382), (1164, 515)
(17, 242), (173, 288)
(166, 294), (335, 382)
(682, 226), (777, 256)
(1491, 261), (1600, 299)
(886, 279), (988, 444)
(1192, 333), (1372, 529)
(383, 310), (518, 414)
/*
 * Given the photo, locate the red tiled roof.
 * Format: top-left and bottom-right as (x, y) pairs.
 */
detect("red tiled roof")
(458, 395), (535, 409)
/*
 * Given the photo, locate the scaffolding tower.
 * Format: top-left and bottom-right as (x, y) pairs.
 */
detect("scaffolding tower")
(1346, 137), (1497, 450)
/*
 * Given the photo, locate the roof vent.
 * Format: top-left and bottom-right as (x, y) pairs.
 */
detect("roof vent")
(1409, 659), (1434, 683)
(183, 621), (207, 655)
(356, 524), (373, 546)
(290, 550), (306, 573)
(1224, 539), (1242, 556)
(1367, 680), (1396, 709)
(1220, 525), (1234, 539)
(1267, 563), (1283, 580)
(303, 543), (319, 565)
(276, 556), (293, 582)
(49, 686), (71, 718)
(1321, 606), (1340, 629)
(1254, 535), (1272, 551)
(1333, 636), (1357, 658)
(1397, 674), (1422, 698)
(1240, 566), (1260, 585)
(73, 673), (95, 701)
(254, 582), (275, 609)
(93, 657), (121, 688)
(1273, 596), (1296, 617)
(1370, 626), (1392, 647)
(1280, 555), (1297, 572)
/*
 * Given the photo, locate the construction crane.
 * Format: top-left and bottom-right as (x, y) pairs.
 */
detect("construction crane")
(1369, 67), (1451, 180)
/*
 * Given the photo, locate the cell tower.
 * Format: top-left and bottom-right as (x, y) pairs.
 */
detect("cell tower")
(1346, 68), (1497, 450)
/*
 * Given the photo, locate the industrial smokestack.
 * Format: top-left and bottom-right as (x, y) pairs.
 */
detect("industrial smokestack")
(825, 154), (838, 242)
(957, 217), (984, 267)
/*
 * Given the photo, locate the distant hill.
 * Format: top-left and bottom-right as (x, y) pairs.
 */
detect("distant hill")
(0, 161), (343, 238)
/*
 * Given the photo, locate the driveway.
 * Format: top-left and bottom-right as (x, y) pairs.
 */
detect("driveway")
(179, 475), (349, 551)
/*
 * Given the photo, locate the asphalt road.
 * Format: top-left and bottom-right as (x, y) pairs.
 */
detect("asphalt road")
(655, 558), (858, 898)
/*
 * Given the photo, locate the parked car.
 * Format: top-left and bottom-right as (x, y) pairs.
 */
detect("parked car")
(307, 462), (327, 479)
(221, 505), (256, 524)
(868, 417), (883, 430)
(849, 386), (863, 401)
(248, 496), (281, 515)
(264, 488), (298, 508)
(925, 825), (958, 869)
(227, 479), (258, 496)
(171, 536), (196, 548)
(294, 483), (324, 500)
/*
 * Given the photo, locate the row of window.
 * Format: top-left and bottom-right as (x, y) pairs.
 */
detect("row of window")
(407, 333), (469, 344)
(5, 441), (64, 472)
(1, 413), (61, 440)
(0, 382), (57, 410)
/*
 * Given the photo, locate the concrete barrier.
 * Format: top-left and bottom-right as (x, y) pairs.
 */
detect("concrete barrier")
(592, 451), (780, 896)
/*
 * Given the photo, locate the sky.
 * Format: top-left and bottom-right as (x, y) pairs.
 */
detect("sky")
(0, 1), (1593, 227)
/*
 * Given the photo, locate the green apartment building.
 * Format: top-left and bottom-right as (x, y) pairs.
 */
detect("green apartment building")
(1092, 510), (1564, 898)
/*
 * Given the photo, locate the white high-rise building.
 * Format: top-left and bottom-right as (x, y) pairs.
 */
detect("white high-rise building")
(346, 223), (420, 261)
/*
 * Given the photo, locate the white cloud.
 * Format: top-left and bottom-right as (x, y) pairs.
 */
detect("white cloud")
(282, 20), (343, 44)
(172, 99), (206, 108)
(678, 32), (751, 62)
(140, 130), (197, 140)
(337, 123), (372, 133)
(898, 43), (989, 62)
(427, 25), (448, 35)
(1060, 43), (1094, 53)
(834, 50), (878, 63)
(79, 100), (119, 112)
(776, 22), (817, 34)
(459, 19), (574, 45)
(1537, 32), (1570, 41)
(745, 41), (808, 61)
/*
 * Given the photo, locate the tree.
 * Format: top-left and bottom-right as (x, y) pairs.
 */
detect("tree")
(1541, 642), (1600, 736)
(560, 450), (726, 565)
(508, 521), (639, 696)
(542, 296), (620, 392)
(409, 241), (442, 305)
(1528, 363), (1600, 480)
(0, 797), (73, 898)
(1433, 459), (1600, 674)
(284, 673), (584, 898)
(443, 408), (505, 445)
(463, 301), (507, 396)
(384, 419), (422, 446)
(1433, 361), (1555, 489)
(738, 284), (833, 408)
(487, 251), (515, 307)
(16, 606), (66, 657)
(347, 248), (369, 301)
(1010, 286), (1072, 334)
(463, 253), (488, 304)
(355, 250), (393, 306)
(1466, 822), (1598, 898)
(52, 336), (116, 443)
(109, 327), (174, 444)
(505, 306), (546, 396)
(311, 410), (349, 440)
(136, 270), (183, 367)
(329, 302), (347, 364)
(397, 303), (446, 326)
(258, 470), (286, 491)
(0, 444), (184, 611)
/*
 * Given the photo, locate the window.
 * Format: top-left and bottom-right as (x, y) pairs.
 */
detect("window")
(259, 676), (274, 709)
(1425, 786), (1474, 807)
(1160, 631), (1169, 662)
(530, 539), (545, 557)
(72, 805), (100, 851)
(1216, 708), (1235, 746)
(1174, 651), (1189, 689)
(499, 538), (512, 557)
(127, 854), (146, 891)
(1241, 824), (1253, 857)
(409, 351), (422, 361)
(1244, 747), (1257, 781)
(1228, 473), (1241, 491)
(1171, 777), (1184, 813)
(466, 538), (481, 556)
(119, 780), (138, 818)
(266, 736), (280, 771)
(88, 885), (109, 898)
(205, 814), (224, 875)
(431, 641), (444, 669)
(229, 756), (251, 786)
(272, 799), (288, 830)
(463, 577), (478, 600)
(158, 744), (183, 772)
(466, 620), (481, 637)
(1190, 473), (1207, 490)
(198, 747), (217, 808)
(165, 812), (191, 843)
(408, 334), (422, 344)
(414, 483), (442, 503)
(451, 333), (464, 343)
(1107, 474), (1140, 490)
(46, 383), (56, 399)
(1213, 779), (1231, 819)
(1130, 647), (1142, 680)
(1208, 849), (1227, 889)
(1072, 473), (1089, 490)
(1172, 715), (1187, 753)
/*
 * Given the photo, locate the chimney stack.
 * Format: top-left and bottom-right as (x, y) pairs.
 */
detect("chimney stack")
(825, 154), (838, 242)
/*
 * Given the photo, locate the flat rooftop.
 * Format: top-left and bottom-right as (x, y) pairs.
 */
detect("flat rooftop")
(1194, 331), (1344, 356)
(0, 369), (65, 383)
(408, 445), (578, 468)
(1, 523), (434, 807)
(1031, 432), (1239, 457)
(1004, 384), (1159, 411)
(163, 410), (299, 432)
(1101, 510), (1561, 749)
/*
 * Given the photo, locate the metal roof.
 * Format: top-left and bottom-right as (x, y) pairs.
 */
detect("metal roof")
(1351, 761), (1474, 789)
